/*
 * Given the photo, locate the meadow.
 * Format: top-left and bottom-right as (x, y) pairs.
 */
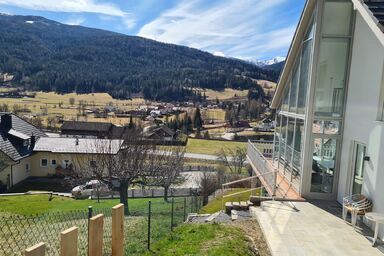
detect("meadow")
(185, 138), (247, 155)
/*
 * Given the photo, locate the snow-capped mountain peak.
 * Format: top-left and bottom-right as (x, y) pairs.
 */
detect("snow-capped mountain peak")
(251, 56), (286, 67)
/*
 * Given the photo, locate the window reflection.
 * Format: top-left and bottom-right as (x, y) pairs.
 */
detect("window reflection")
(312, 120), (340, 135)
(311, 138), (337, 193)
(324, 121), (340, 135)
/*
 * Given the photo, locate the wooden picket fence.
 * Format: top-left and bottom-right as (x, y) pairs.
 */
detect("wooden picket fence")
(24, 204), (125, 256)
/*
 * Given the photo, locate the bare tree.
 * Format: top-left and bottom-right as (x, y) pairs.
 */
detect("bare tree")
(70, 128), (187, 214)
(146, 146), (186, 201)
(0, 103), (9, 112)
(197, 171), (218, 206)
(218, 146), (247, 174)
(69, 97), (75, 106)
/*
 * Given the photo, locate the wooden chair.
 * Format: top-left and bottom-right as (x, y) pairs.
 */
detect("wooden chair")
(343, 194), (373, 227)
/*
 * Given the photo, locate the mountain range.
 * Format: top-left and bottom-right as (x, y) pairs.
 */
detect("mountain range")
(0, 14), (281, 101)
(252, 56), (286, 67)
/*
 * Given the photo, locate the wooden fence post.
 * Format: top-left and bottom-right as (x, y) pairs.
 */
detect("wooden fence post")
(88, 214), (104, 256)
(61, 226), (78, 256)
(25, 242), (45, 256)
(112, 204), (124, 256)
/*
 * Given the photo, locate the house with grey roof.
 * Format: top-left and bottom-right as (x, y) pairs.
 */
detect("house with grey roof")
(0, 113), (46, 189)
(60, 120), (128, 139)
(246, 0), (384, 241)
(0, 113), (125, 190)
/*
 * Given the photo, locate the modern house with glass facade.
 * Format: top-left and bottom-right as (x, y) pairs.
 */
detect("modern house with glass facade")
(248, 0), (384, 237)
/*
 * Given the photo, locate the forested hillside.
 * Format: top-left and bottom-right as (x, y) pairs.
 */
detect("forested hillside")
(0, 14), (279, 101)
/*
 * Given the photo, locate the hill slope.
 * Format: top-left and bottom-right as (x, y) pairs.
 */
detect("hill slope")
(0, 14), (278, 101)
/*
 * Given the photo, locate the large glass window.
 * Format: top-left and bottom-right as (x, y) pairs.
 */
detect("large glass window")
(311, 138), (337, 193)
(280, 116), (288, 162)
(314, 38), (349, 117)
(293, 119), (304, 170)
(297, 36), (313, 114)
(322, 1), (353, 36)
(282, 87), (290, 112)
(289, 62), (300, 113)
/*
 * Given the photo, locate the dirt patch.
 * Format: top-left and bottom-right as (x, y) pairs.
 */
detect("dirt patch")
(226, 219), (271, 256)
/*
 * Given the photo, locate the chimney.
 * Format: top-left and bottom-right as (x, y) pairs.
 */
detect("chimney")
(1, 114), (12, 131)
(30, 134), (36, 149)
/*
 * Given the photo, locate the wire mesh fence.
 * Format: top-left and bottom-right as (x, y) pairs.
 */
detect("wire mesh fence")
(0, 196), (203, 256)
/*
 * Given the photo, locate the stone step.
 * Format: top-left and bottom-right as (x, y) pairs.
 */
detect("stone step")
(225, 202), (233, 214)
(232, 202), (241, 210)
(240, 201), (248, 210)
(225, 201), (254, 214)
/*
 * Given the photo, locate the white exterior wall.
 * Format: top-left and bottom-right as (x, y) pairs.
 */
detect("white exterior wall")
(12, 157), (32, 185)
(338, 12), (384, 238)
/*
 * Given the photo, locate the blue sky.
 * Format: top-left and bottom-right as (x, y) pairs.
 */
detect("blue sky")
(0, 0), (305, 61)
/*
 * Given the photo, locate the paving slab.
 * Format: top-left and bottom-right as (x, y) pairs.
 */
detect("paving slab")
(251, 201), (383, 256)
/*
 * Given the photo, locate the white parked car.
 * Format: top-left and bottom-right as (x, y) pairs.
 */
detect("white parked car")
(71, 180), (110, 199)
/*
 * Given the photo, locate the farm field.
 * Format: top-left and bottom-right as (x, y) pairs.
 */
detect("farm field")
(202, 88), (248, 100)
(0, 91), (146, 126)
(185, 138), (247, 155)
(201, 108), (226, 122)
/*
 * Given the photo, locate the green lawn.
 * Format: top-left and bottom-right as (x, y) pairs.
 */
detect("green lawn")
(199, 189), (260, 214)
(0, 194), (168, 215)
(147, 223), (254, 256)
(186, 138), (246, 155)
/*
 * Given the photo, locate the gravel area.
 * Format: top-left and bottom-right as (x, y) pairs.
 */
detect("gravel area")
(187, 210), (252, 223)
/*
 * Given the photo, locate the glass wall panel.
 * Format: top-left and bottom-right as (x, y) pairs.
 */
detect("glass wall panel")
(282, 87), (290, 112)
(322, 1), (352, 36)
(280, 116), (288, 164)
(311, 138), (337, 193)
(286, 118), (295, 168)
(297, 38), (313, 114)
(314, 38), (349, 117)
(293, 119), (304, 171)
(273, 115), (281, 165)
(289, 62), (300, 113)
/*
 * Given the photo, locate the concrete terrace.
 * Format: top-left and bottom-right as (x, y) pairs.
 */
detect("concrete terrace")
(251, 201), (383, 256)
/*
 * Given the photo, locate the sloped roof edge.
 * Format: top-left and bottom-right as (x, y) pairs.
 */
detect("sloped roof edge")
(271, 0), (316, 109)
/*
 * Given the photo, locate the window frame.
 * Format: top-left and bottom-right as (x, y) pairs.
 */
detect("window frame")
(40, 158), (48, 167)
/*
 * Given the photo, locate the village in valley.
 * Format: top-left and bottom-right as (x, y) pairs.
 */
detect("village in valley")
(2, 0), (384, 255)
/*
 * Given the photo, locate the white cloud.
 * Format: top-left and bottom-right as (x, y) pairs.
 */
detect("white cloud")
(0, 0), (125, 16)
(138, 0), (296, 60)
(0, 0), (136, 29)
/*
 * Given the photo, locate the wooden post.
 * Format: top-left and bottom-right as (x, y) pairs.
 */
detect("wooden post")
(25, 242), (45, 256)
(112, 204), (124, 256)
(61, 226), (78, 256)
(88, 214), (104, 256)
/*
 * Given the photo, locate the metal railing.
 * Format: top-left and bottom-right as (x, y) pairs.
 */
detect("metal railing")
(218, 141), (278, 209)
(247, 140), (277, 196)
(220, 170), (277, 210)
(248, 140), (274, 158)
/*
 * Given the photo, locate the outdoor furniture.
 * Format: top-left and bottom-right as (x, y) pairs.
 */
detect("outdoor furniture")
(365, 212), (384, 246)
(342, 194), (372, 227)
